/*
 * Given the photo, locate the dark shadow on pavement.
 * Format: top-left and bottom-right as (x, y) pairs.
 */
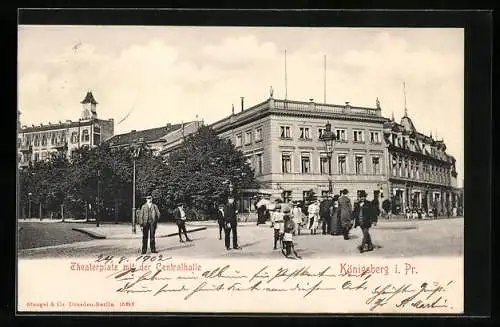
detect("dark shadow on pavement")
(162, 243), (196, 251)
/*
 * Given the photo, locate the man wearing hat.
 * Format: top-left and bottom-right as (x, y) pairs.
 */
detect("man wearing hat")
(216, 203), (225, 240)
(173, 202), (192, 243)
(338, 189), (353, 239)
(319, 193), (334, 235)
(353, 190), (377, 253)
(271, 203), (284, 249)
(137, 195), (161, 254)
(291, 201), (304, 235)
(222, 196), (241, 250)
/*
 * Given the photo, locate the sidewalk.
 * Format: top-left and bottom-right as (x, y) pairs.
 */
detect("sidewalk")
(72, 223), (206, 240)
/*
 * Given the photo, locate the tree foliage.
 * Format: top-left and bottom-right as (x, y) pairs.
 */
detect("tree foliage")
(18, 125), (259, 221)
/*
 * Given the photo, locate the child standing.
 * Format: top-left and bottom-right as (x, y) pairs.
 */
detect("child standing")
(282, 207), (302, 259)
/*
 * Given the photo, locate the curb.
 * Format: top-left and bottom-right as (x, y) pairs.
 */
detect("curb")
(158, 226), (208, 238)
(71, 226), (207, 240)
(71, 227), (106, 239)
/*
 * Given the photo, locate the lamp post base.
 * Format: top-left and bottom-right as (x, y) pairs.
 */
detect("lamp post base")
(132, 207), (136, 234)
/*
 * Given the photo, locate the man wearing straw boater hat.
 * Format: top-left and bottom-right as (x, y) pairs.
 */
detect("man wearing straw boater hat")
(137, 195), (161, 254)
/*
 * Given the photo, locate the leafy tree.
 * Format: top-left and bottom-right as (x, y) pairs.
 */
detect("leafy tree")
(162, 126), (259, 218)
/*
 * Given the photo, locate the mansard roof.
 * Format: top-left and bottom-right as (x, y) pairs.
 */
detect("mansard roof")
(106, 123), (185, 147)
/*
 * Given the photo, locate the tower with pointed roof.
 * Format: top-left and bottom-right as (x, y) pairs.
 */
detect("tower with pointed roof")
(81, 91), (98, 120)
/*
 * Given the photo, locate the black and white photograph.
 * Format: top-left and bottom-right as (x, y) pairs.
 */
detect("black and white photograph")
(16, 16), (469, 314)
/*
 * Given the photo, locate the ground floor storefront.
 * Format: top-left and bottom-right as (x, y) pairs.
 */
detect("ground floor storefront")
(389, 179), (463, 216)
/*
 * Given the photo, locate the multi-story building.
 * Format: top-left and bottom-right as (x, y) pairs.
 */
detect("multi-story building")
(210, 93), (388, 211)
(18, 91), (114, 168)
(384, 112), (461, 215)
(106, 120), (203, 155)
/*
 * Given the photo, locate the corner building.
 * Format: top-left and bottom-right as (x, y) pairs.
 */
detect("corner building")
(384, 114), (460, 215)
(18, 92), (114, 169)
(210, 95), (388, 206)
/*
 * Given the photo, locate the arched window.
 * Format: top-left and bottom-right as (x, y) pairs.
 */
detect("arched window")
(51, 133), (56, 145)
(81, 130), (90, 142)
(34, 135), (40, 146)
(41, 134), (47, 146)
(71, 132), (79, 144)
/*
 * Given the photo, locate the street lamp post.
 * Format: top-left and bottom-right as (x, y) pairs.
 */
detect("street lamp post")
(96, 170), (100, 227)
(28, 192), (32, 218)
(130, 137), (143, 234)
(320, 122), (338, 193)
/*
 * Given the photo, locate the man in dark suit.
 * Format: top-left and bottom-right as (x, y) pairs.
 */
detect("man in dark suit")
(216, 203), (225, 240)
(319, 193), (334, 235)
(338, 189), (353, 239)
(137, 195), (161, 254)
(173, 202), (192, 243)
(223, 196), (241, 250)
(353, 190), (377, 253)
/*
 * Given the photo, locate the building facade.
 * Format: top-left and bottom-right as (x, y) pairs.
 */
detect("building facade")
(18, 92), (114, 168)
(384, 114), (461, 215)
(210, 94), (388, 208)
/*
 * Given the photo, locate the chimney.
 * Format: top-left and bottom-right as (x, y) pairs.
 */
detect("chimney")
(241, 97), (244, 112)
(232, 104), (235, 115)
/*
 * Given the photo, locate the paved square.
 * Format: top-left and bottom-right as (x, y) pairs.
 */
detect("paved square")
(18, 218), (463, 259)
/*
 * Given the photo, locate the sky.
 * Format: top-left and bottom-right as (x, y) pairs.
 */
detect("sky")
(18, 26), (464, 186)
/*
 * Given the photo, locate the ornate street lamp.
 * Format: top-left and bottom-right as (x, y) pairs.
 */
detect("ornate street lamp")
(319, 121), (338, 192)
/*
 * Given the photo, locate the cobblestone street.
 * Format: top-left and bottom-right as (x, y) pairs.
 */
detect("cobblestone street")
(18, 218), (463, 259)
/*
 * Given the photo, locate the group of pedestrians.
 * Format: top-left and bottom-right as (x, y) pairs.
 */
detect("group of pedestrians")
(135, 189), (379, 256)
(136, 196), (192, 255)
(267, 189), (379, 254)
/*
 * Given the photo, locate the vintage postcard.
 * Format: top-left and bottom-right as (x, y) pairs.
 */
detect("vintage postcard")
(17, 24), (464, 314)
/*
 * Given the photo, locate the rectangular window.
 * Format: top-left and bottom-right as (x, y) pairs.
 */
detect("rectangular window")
(372, 157), (380, 175)
(320, 155), (330, 175)
(299, 127), (310, 140)
(281, 153), (291, 173)
(34, 153), (39, 162)
(255, 127), (263, 142)
(338, 155), (346, 174)
(282, 191), (292, 203)
(353, 130), (364, 142)
(256, 153), (263, 175)
(335, 129), (346, 141)
(235, 134), (242, 147)
(321, 190), (330, 197)
(355, 156), (364, 175)
(318, 128), (325, 139)
(303, 190), (312, 202)
(93, 134), (101, 145)
(392, 155), (397, 176)
(245, 131), (252, 145)
(82, 130), (90, 142)
(280, 126), (291, 139)
(370, 132), (380, 143)
(41, 151), (47, 161)
(301, 154), (311, 174)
